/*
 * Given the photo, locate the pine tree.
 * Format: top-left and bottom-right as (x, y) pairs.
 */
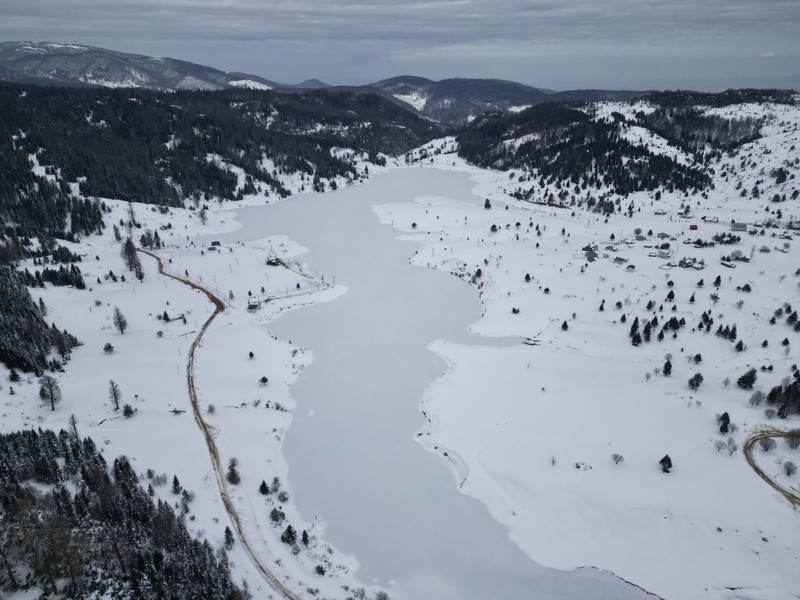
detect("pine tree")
(172, 475), (182, 495)
(121, 238), (137, 271)
(718, 412), (731, 433)
(736, 368), (757, 390)
(224, 526), (235, 550)
(226, 458), (240, 485)
(281, 525), (297, 545)
(629, 317), (639, 338)
(659, 455), (673, 473)
(688, 373), (703, 390)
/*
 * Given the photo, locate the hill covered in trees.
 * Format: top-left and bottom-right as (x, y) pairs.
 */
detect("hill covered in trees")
(456, 90), (795, 202)
(368, 76), (642, 126)
(0, 428), (246, 599)
(0, 82), (440, 232)
(0, 266), (80, 374)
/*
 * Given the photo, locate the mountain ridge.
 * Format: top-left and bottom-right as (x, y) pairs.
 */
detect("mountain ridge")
(0, 41), (286, 90)
(0, 41), (645, 125)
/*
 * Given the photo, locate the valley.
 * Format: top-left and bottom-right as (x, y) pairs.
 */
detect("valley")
(1, 84), (799, 600)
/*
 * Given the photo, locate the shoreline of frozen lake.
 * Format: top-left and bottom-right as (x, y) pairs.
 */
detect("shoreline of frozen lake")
(218, 168), (651, 600)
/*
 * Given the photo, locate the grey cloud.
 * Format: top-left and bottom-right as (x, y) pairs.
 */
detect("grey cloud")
(0, 0), (797, 89)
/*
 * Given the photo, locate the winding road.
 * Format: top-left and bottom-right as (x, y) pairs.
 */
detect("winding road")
(138, 249), (301, 600)
(743, 429), (800, 508)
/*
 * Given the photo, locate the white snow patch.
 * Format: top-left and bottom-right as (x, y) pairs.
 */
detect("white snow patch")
(394, 92), (429, 111)
(228, 79), (272, 91)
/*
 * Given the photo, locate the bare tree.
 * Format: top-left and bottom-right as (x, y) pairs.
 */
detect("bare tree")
(759, 437), (776, 452)
(127, 201), (137, 232)
(69, 414), (79, 439)
(113, 307), (128, 334)
(714, 440), (725, 453)
(727, 437), (738, 456)
(38, 375), (62, 411)
(109, 380), (122, 410)
(784, 461), (797, 477)
(787, 429), (800, 450)
(749, 390), (765, 407)
(133, 255), (144, 280)
(612, 453), (624, 465)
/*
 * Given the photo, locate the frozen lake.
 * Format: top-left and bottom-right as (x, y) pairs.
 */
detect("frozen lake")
(222, 168), (650, 600)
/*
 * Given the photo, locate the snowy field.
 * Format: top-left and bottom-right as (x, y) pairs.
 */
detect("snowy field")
(380, 104), (800, 600)
(3, 98), (800, 600)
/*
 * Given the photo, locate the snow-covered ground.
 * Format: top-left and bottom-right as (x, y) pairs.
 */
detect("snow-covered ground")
(394, 92), (429, 111)
(228, 79), (272, 90)
(381, 104), (800, 599)
(3, 98), (800, 600)
(233, 171), (650, 600)
(0, 198), (388, 599)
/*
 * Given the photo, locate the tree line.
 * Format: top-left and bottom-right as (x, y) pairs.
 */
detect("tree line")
(456, 102), (712, 198)
(0, 82), (440, 218)
(0, 428), (247, 599)
(0, 266), (80, 374)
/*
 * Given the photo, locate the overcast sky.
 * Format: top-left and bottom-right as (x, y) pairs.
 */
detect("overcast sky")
(2, 0), (798, 90)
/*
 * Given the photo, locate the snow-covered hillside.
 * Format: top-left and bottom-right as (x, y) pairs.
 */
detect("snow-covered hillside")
(386, 98), (800, 599)
(2, 96), (799, 600)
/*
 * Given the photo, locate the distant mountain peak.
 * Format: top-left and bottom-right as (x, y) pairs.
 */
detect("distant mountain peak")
(294, 79), (330, 89)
